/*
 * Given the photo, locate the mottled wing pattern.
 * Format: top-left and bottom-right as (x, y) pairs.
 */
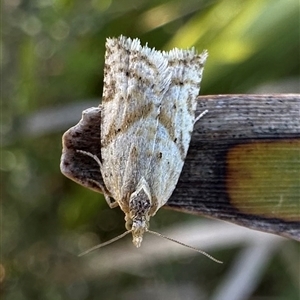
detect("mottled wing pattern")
(147, 49), (208, 212)
(101, 36), (172, 210)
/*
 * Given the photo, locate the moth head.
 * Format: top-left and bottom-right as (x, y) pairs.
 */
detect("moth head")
(126, 178), (152, 247)
(126, 217), (149, 248)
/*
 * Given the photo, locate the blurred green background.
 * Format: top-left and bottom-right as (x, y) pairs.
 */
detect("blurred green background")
(2, 0), (299, 299)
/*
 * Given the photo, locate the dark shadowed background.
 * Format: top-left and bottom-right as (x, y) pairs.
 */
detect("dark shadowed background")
(2, 0), (299, 299)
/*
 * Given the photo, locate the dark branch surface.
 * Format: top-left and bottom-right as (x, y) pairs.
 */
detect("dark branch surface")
(61, 94), (300, 241)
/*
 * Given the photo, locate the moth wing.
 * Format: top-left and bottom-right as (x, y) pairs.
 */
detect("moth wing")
(147, 49), (208, 212)
(100, 36), (171, 207)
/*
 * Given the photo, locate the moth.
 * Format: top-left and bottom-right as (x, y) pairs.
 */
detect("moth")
(61, 36), (221, 262)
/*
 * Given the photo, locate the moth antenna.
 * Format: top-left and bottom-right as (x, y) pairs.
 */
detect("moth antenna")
(147, 229), (223, 264)
(194, 109), (208, 124)
(78, 230), (132, 257)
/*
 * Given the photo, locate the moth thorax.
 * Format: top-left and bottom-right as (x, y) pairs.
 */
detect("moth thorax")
(125, 184), (151, 248)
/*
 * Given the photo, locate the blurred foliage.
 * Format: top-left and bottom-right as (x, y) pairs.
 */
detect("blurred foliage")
(1, 0), (299, 299)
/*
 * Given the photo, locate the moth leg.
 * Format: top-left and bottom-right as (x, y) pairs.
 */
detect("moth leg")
(106, 198), (119, 209)
(76, 150), (118, 209)
(194, 109), (208, 125)
(87, 179), (119, 209)
(77, 150), (102, 167)
(101, 188), (119, 209)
